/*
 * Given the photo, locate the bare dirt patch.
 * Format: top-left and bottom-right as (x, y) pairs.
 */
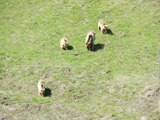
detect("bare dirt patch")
(127, 81), (160, 120)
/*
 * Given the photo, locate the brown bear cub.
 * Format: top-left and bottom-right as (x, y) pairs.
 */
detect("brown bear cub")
(98, 20), (108, 34)
(37, 80), (45, 97)
(85, 31), (96, 51)
(60, 37), (69, 50)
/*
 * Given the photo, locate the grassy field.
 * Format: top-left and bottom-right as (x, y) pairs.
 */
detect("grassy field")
(0, 0), (160, 120)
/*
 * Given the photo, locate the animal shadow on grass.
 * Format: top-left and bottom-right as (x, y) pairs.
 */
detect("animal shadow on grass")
(106, 28), (114, 35)
(93, 44), (105, 51)
(67, 45), (74, 50)
(44, 88), (52, 97)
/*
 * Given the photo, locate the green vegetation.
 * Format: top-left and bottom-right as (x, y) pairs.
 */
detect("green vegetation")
(0, 0), (159, 120)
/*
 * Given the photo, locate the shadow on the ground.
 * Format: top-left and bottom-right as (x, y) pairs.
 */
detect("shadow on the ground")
(44, 88), (52, 97)
(93, 44), (105, 51)
(67, 45), (74, 50)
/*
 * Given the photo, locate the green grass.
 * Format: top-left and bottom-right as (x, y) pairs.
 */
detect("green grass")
(0, 0), (160, 120)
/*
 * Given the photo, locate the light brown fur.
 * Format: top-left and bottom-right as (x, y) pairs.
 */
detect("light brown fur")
(37, 80), (45, 96)
(98, 20), (108, 34)
(85, 31), (96, 51)
(60, 37), (69, 50)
